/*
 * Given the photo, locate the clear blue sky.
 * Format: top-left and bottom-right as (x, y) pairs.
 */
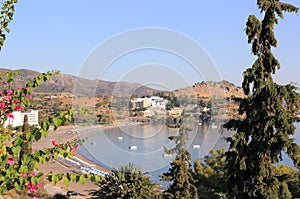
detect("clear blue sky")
(0, 1), (299, 89)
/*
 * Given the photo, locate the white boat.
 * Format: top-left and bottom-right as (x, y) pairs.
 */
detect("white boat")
(117, 136), (123, 140)
(192, 144), (201, 149)
(162, 153), (172, 158)
(80, 170), (88, 174)
(129, 145), (137, 150)
(211, 124), (218, 128)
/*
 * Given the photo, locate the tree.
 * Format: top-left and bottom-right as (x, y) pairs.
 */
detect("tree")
(273, 164), (300, 198)
(161, 118), (198, 199)
(224, 1), (300, 198)
(92, 163), (157, 199)
(20, 115), (32, 173)
(22, 115), (30, 132)
(193, 148), (227, 198)
(194, 149), (300, 199)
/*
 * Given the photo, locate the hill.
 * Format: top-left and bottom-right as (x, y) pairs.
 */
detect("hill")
(0, 68), (158, 97)
(174, 80), (244, 100)
(0, 68), (244, 99)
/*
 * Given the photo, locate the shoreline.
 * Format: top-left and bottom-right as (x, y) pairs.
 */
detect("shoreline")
(34, 122), (145, 196)
(33, 124), (117, 196)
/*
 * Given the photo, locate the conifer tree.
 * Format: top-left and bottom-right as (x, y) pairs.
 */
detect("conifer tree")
(20, 115), (33, 173)
(93, 163), (156, 199)
(161, 118), (198, 199)
(224, 1), (300, 198)
(22, 115), (30, 133)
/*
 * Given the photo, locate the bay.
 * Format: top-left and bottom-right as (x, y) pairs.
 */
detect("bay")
(77, 122), (300, 183)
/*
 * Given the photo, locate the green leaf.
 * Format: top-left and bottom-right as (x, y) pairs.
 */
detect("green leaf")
(70, 173), (76, 182)
(13, 137), (22, 146)
(52, 118), (62, 130)
(33, 161), (39, 170)
(64, 177), (70, 186)
(12, 146), (21, 156)
(52, 175), (58, 185)
(31, 176), (38, 185)
(35, 131), (42, 141)
(41, 129), (49, 138)
(14, 182), (20, 191)
(79, 175), (86, 185)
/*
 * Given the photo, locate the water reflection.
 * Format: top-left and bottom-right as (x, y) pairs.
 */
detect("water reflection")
(77, 123), (231, 173)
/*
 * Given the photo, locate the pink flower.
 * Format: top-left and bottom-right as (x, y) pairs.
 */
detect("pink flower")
(0, 102), (6, 108)
(7, 158), (15, 165)
(21, 93), (25, 97)
(3, 96), (12, 101)
(75, 144), (80, 149)
(32, 197), (39, 199)
(70, 148), (75, 153)
(13, 99), (20, 104)
(6, 113), (14, 119)
(21, 173), (27, 177)
(28, 172), (38, 177)
(27, 95), (32, 100)
(7, 89), (14, 95)
(52, 140), (58, 147)
(2, 81), (8, 86)
(37, 183), (43, 188)
(33, 172), (38, 176)
(14, 105), (23, 111)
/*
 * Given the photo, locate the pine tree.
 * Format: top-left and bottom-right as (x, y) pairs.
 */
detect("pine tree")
(19, 115), (32, 170)
(193, 148), (227, 198)
(93, 163), (157, 199)
(224, 1), (300, 198)
(161, 118), (198, 199)
(22, 115), (30, 133)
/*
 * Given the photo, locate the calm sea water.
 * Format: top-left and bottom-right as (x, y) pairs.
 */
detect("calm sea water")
(77, 123), (300, 182)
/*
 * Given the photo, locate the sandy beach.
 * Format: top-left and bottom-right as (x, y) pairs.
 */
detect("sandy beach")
(33, 124), (114, 197)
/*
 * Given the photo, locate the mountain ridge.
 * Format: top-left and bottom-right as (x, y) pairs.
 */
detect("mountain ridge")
(0, 68), (244, 98)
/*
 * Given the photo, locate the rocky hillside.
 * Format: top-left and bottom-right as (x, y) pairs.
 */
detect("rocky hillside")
(0, 68), (244, 99)
(0, 68), (157, 97)
(174, 80), (244, 99)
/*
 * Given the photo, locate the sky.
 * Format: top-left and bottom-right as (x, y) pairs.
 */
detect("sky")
(0, 1), (299, 90)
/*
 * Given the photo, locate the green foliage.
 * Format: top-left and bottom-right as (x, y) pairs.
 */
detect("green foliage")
(22, 115), (30, 133)
(161, 119), (198, 199)
(92, 163), (157, 199)
(165, 92), (180, 111)
(193, 148), (227, 198)
(0, 71), (87, 198)
(0, 0), (18, 50)
(0, 2), (94, 197)
(273, 164), (300, 198)
(224, 1), (300, 198)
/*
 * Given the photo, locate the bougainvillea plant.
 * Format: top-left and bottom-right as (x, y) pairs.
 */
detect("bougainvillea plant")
(0, 1), (102, 198)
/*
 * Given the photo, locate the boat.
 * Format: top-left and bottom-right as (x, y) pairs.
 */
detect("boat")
(192, 144), (201, 149)
(129, 145), (137, 150)
(117, 136), (123, 140)
(211, 124), (218, 128)
(162, 153), (172, 158)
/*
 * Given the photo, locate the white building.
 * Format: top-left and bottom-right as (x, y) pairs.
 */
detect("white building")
(148, 96), (168, 110)
(4, 110), (39, 128)
(130, 96), (169, 110)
